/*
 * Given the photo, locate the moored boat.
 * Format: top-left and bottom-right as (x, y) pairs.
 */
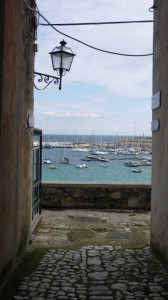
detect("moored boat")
(72, 148), (90, 152)
(97, 156), (110, 162)
(76, 163), (88, 169)
(43, 159), (52, 164)
(60, 157), (70, 164)
(92, 150), (109, 155)
(132, 169), (142, 173)
(49, 165), (57, 169)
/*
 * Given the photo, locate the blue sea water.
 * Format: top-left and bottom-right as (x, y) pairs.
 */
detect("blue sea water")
(42, 146), (151, 183)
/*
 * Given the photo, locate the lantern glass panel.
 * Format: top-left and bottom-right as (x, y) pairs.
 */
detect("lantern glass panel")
(51, 50), (74, 72)
(61, 51), (74, 71)
(50, 51), (61, 70)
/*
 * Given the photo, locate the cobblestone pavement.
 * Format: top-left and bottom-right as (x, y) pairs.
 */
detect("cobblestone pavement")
(3, 210), (168, 299)
(14, 246), (168, 300)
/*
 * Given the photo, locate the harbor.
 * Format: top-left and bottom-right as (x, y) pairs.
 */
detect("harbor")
(33, 135), (152, 183)
(41, 148), (151, 183)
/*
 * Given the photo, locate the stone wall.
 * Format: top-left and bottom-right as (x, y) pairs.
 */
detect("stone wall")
(42, 182), (151, 210)
(151, 0), (168, 262)
(0, 0), (35, 287)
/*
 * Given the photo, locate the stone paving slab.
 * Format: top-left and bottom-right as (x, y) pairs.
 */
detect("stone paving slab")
(31, 209), (151, 249)
(14, 246), (168, 299)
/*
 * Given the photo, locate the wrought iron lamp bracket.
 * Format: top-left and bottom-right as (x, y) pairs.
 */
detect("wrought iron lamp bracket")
(34, 72), (60, 90)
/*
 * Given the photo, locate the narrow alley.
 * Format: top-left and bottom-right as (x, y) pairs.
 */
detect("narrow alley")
(2, 209), (168, 299)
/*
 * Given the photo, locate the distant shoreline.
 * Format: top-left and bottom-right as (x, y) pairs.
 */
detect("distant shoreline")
(39, 134), (152, 151)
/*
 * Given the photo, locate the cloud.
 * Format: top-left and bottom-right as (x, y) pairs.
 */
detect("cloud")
(42, 111), (115, 120)
(35, 0), (153, 135)
(44, 111), (56, 116)
(64, 113), (101, 119)
(35, 0), (153, 97)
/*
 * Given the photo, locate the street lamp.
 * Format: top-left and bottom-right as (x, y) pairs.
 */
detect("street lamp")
(34, 40), (75, 90)
(50, 40), (75, 90)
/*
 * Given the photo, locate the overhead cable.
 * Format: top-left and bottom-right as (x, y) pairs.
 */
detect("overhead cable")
(23, 0), (153, 57)
(39, 20), (153, 26)
(37, 11), (153, 57)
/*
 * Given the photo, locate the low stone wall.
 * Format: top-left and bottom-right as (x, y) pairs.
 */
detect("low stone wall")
(41, 182), (151, 210)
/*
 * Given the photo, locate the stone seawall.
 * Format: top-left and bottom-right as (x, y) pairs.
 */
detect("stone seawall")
(41, 182), (151, 210)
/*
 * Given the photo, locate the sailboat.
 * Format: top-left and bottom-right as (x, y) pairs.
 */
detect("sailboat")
(60, 144), (70, 164)
(60, 156), (70, 164)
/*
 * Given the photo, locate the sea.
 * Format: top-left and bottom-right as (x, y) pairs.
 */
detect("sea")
(41, 134), (151, 183)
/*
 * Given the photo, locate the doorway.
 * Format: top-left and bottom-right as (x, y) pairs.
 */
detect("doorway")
(32, 129), (42, 231)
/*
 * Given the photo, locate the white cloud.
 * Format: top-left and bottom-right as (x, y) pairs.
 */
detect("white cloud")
(44, 111), (56, 116)
(64, 113), (101, 119)
(34, 0), (153, 135)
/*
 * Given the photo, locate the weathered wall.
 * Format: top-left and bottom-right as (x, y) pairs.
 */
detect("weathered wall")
(0, 0), (35, 284)
(151, 0), (168, 261)
(42, 182), (151, 210)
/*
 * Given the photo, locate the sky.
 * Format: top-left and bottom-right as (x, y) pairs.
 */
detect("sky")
(34, 0), (153, 136)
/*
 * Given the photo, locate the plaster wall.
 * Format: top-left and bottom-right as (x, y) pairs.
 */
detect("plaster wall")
(0, 0), (35, 283)
(151, 0), (168, 261)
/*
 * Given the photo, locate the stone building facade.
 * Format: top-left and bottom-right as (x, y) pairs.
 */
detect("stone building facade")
(151, 0), (168, 262)
(0, 0), (35, 287)
(118, 136), (152, 150)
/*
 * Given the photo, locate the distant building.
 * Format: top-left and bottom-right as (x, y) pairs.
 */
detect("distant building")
(118, 136), (152, 150)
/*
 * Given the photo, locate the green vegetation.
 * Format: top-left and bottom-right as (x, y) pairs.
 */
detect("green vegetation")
(0, 248), (48, 300)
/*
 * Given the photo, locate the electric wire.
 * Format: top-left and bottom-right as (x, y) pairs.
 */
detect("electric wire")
(39, 20), (153, 26)
(37, 11), (153, 57)
(23, 0), (153, 57)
